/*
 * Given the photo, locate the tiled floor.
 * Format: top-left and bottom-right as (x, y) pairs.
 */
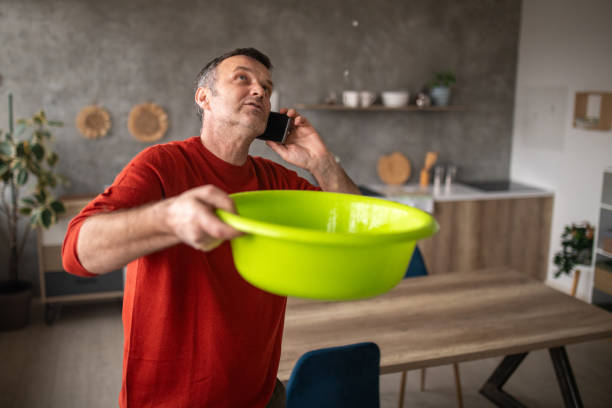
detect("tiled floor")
(1, 300), (611, 407)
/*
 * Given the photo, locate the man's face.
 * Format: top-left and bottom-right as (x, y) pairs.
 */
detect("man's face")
(204, 55), (273, 136)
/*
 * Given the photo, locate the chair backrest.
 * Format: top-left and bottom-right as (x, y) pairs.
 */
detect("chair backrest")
(286, 342), (380, 408)
(404, 246), (428, 278)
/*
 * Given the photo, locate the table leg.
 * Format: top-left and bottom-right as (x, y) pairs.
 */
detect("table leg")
(481, 347), (584, 408)
(479, 353), (528, 408)
(549, 347), (584, 408)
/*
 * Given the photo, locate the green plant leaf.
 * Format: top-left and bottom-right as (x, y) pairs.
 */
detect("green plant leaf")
(16, 141), (29, 157)
(16, 169), (28, 185)
(21, 197), (36, 206)
(50, 200), (65, 214)
(47, 152), (58, 166)
(31, 143), (45, 161)
(47, 120), (63, 127)
(19, 207), (32, 215)
(0, 162), (9, 178)
(41, 208), (52, 228)
(0, 140), (13, 156)
(35, 189), (47, 203)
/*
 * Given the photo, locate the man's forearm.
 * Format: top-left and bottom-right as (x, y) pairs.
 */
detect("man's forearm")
(77, 200), (179, 275)
(311, 154), (361, 194)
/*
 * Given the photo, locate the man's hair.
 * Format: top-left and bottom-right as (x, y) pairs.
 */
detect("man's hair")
(194, 47), (273, 120)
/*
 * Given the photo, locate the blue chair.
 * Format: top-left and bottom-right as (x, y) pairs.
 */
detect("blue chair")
(398, 246), (464, 408)
(286, 342), (380, 408)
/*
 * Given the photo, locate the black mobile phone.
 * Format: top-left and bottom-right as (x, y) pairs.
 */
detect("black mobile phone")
(256, 112), (291, 144)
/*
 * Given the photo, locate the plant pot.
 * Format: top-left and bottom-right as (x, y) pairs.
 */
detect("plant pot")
(0, 280), (33, 331)
(430, 86), (451, 106)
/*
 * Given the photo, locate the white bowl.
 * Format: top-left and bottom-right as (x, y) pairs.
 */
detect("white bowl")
(382, 91), (409, 107)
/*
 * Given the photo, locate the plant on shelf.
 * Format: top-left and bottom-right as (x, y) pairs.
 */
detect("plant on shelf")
(428, 70), (456, 107)
(552, 222), (595, 297)
(0, 93), (66, 330)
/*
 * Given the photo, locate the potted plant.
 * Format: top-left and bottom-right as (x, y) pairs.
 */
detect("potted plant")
(0, 94), (66, 330)
(553, 222), (595, 297)
(428, 70), (456, 106)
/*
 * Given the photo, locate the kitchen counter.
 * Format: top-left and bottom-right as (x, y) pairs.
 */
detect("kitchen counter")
(364, 181), (553, 212)
(362, 181), (555, 280)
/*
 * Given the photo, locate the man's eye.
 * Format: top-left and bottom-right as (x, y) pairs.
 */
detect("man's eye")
(237, 74), (247, 81)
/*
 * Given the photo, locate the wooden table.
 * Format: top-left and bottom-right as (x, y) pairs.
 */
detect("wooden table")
(279, 268), (612, 407)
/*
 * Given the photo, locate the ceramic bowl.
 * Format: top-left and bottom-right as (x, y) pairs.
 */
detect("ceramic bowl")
(217, 190), (438, 300)
(382, 91), (410, 107)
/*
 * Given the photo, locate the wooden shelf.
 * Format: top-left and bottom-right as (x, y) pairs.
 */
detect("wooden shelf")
(294, 104), (466, 112)
(597, 248), (612, 259)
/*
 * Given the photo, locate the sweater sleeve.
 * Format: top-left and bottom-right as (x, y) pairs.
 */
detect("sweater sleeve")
(62, 147), (167, 277)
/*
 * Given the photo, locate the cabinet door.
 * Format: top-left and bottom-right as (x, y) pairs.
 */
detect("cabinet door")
(419, 197), (553, 279)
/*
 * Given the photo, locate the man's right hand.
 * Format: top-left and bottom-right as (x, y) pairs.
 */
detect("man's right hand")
(165, 185), (243, 252)
(76, 184), (243, 274)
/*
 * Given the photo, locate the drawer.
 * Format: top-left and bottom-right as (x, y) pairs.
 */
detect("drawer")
(45, 269), (123, 298)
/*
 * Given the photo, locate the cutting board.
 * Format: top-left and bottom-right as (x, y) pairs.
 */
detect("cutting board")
(377, 152), (411, 185)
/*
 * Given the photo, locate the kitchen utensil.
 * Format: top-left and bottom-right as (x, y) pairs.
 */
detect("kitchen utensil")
(217, 190), (438, 300)
(381, 91), (409, 107)
(420, 151), (438, 187)
(377, 152), (411, 185)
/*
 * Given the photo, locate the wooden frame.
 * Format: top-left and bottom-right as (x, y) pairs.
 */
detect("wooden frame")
(573, 91), (612, 131)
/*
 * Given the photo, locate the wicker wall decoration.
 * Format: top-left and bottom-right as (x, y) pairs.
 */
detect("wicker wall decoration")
(76, 105), (111, 139)
(128, 102), (168, 142)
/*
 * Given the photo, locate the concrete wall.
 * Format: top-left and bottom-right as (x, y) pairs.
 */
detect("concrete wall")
(0, 0), (521, 288)
(510, 0), (612, 301)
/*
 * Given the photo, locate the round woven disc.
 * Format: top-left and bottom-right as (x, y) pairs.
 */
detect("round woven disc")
(128, 102), (168, 142)
(76, 105), (111, 139)
(377, 152), (411, 185)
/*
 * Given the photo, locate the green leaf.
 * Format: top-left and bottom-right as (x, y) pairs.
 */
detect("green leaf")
(29, 211), (41, 227)
(16, 169), (28, 185)
(35, 189), (47, 203)
(31, 143), (44, 161)
(0, 162), (9, 178)
(41, 208), (52, 228)
(28, 161), (41, 174)
(47, 120), (63, 127)
(46, 152), (58, 166)
(19, 207), (32, 215)
(50, 200), (65, 214)
(0, 140), (13, 156)
(16, 141), (27, 157)
(21, 197), (36, 206)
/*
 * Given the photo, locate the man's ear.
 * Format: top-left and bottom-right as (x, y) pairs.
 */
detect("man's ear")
(195, 87), (212, 112)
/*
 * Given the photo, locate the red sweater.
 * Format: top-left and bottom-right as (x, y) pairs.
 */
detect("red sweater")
(62, 137), (317, 407)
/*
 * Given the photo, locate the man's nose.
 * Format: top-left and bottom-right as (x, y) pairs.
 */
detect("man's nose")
(250, 83), (265, 98)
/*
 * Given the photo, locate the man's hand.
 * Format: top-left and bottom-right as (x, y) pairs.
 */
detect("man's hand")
(165, 185), (243, 252)
(264, 108), (331, 173)
(265, 108), (361, 195)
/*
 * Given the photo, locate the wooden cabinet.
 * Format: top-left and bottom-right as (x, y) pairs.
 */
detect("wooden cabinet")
(418, 196), (554, 280)
(37, 196), (124, 324)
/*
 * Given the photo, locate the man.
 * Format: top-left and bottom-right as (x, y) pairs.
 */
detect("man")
(62, 48), (359, 407)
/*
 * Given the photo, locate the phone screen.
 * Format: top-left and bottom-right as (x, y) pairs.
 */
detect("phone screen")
(256, 112), (291, 144)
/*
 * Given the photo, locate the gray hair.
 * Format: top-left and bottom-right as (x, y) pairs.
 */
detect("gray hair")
(194, 47), (273, 120)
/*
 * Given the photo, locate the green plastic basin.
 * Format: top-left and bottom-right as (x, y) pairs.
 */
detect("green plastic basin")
(217, 190), (438, 300)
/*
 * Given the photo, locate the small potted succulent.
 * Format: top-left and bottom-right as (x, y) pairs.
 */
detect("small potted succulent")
(0, 94), (66, 330)
(553, 222), (595, 296)
(428, 70), (456, 106)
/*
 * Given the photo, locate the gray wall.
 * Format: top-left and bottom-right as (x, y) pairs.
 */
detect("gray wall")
(0, 0), (521, 287)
